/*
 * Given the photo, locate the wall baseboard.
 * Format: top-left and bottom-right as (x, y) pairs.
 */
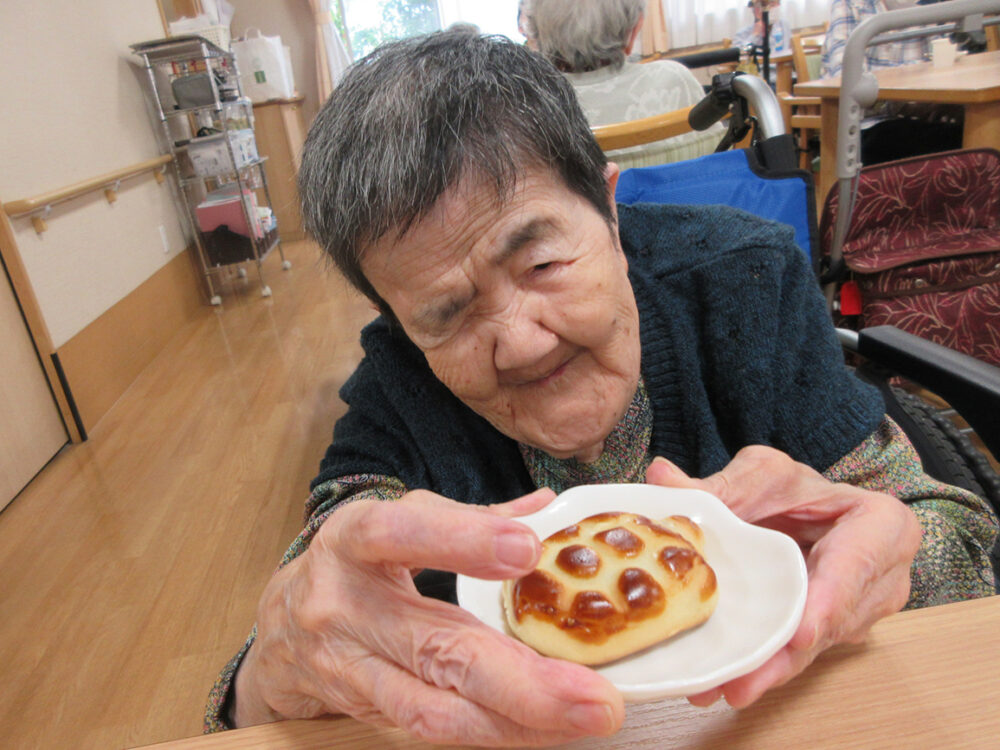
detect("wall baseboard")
(56, 247), (206, 434)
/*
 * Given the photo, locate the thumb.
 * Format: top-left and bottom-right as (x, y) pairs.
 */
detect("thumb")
(647, 457), (739, 507)
(487, 487), (558, 518)
(646, 456), (703, 488)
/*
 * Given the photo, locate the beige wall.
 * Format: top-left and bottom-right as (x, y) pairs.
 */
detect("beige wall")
(0, 1), (191, 348)
(228, 0), (320, 125)
(0, 0), (319, 350)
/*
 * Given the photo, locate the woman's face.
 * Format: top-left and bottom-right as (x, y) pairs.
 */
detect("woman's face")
(361, 166), (641, 463)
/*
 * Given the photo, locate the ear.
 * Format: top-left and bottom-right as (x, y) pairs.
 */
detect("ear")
(604, 162), (621, 223)
(624, 15), (643, 55)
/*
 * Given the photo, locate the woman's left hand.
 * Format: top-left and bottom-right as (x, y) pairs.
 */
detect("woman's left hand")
(645, 446), (922, 708)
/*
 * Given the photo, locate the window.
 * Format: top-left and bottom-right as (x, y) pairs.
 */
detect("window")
(333, 0), (523, 60)
(438, 0), (522, 41)
(337, 0), (442, 60)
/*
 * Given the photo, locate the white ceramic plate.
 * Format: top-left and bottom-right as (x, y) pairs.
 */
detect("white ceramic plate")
(456, 484), (807, 701)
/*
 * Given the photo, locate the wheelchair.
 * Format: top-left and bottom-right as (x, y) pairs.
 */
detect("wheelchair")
(604, 68), (1000, 583)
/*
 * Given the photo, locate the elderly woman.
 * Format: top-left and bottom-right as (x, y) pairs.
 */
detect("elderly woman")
(206, 32), (997, 746)
(521, 0), (726, 168)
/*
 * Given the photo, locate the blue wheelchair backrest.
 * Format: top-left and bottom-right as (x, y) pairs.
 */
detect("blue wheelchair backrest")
(615, 149), (819, 266)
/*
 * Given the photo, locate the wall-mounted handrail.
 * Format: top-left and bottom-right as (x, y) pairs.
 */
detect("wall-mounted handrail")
(3, 154), (173, 233)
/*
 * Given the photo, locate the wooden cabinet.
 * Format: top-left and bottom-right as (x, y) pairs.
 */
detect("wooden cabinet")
(252, 97), (307, 241)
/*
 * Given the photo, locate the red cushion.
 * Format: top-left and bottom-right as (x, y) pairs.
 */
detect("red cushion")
(821, 148), (1000, 273)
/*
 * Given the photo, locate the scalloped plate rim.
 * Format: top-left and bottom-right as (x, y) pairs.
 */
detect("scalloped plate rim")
(456, 483), (808, 701)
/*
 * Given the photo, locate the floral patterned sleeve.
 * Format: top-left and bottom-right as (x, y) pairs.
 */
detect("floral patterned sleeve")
(823, 416), (998, 608)
(203, 474), (407, 733)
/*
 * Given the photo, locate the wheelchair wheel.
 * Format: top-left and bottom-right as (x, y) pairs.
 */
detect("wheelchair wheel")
(887, 386), (1000, 513)
(882, 385), (1000, 594)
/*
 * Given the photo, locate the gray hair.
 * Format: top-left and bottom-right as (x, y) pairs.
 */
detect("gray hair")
(525, 0), (647, 72)
(298, 32), (610, 312)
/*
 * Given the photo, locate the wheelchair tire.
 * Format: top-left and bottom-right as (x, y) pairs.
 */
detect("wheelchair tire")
(885, 387), (1000, 594)
(888, 387), (1000, 514)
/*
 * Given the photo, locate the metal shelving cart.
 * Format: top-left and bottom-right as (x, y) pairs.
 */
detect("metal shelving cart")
(130, 35), (290, 304)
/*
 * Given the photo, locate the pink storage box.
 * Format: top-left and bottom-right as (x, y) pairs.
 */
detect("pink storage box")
(195, 188), (262, 238)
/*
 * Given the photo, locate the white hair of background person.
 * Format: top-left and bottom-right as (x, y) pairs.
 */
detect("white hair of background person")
(525, 0), (648, 71)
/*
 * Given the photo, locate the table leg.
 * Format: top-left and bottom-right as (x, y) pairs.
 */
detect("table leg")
(775, 60), (793, 97)
(775, 60), (794, 130)
(817, 98), (840, 210)
(962, 102), (1000, 150)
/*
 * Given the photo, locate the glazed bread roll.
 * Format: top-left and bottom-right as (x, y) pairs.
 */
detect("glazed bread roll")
(502, 512), (718, 665)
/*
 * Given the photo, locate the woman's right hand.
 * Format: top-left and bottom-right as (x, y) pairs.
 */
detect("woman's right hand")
(231, 488), (625, 746)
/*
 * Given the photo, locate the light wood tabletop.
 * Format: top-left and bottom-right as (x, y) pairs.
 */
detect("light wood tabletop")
(795, 49), (1000, 202)
(134, 595), (1000, 749)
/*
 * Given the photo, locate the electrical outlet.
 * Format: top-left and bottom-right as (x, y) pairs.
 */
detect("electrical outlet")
(158, 224), (170, 254)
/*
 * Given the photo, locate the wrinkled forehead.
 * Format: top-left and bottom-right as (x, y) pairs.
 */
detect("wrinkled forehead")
(362, 163), (555, 267)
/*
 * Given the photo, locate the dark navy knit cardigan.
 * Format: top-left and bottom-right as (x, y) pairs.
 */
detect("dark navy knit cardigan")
(313, 202), (884, 506)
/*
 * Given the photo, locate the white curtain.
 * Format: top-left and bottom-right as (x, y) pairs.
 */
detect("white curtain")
(654, 0), (828, 50)
(774, 0), (830, 38)
(641, 0), (672, 56)
(307, 0), (352, 101)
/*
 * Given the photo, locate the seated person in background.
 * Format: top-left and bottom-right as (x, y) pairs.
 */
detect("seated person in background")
(521, 0), (726, 168)
(821, 0), (927, 77)
(731, 0), (791, 55)
(205, 31), (997, 747)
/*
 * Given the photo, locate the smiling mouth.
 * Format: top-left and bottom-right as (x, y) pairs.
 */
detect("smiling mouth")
(516, 352), (579, 388)
(535, 359), (570, 386)
(501, 350), (580, 388)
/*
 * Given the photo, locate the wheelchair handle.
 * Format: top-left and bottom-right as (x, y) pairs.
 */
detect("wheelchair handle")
(731, 74), (785, 140)
(688, 86), (733, 132)
(688, 72), (786, 141)
(671, 46), (741, 70)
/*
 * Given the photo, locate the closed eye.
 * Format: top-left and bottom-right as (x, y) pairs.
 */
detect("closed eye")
(530, 260), (567, 279)
(415, 291), (475, 336)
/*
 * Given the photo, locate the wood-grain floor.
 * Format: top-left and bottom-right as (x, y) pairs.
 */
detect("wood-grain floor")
(0, 240), (377, 750)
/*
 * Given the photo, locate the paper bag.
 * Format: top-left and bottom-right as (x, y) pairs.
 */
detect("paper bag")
(232, 29), (295, 102)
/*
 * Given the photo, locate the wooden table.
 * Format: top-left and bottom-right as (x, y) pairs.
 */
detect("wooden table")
(135, 595), (1000, 749)
(795, 49), (1000, 203)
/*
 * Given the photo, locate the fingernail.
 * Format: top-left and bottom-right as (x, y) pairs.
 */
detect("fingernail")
(796, 620), (820, 650)
(494, 531), (538, 569)
(566, 702), (615, 734)
(690, 687), (723, 707)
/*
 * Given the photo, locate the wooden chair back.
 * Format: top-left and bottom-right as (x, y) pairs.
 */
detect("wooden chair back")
(591, 106), (696, 151)
(791, 30), (824, 84)
(780, 27), (827, 171)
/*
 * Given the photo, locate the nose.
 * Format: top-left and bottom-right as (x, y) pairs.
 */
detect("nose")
(492, 293), (560, 378)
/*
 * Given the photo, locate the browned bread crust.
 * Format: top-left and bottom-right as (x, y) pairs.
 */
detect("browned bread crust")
(502, 512), (718, 665)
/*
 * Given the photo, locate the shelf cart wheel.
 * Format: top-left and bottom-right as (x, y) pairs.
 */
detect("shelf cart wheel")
(261, 285), (272, 298)
(237, 266), (248, 279)
(282, 260), (292, 270)
(210, 294), (222, 306)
